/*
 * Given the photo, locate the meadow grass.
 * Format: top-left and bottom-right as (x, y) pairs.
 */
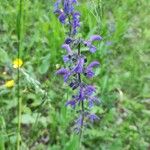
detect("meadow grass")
(0, 0), (150, 149)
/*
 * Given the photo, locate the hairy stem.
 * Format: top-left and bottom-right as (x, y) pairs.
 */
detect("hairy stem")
(77, 41), (84, 139)
(17, 0), (23, 149)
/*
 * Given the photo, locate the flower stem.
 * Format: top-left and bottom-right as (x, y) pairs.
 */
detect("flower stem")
(17, 0), (23, 149)
(77, 41), (84, 140)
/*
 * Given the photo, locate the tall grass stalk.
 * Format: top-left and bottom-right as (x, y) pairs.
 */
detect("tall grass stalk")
(17, 0), (23, 149)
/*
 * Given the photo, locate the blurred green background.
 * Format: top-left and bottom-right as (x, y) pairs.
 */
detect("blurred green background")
(0, 0), (150, 149)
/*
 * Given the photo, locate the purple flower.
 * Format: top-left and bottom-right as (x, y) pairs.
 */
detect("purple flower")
(56, 68), (68, 75)
(85, 69), (95, 78)
(84, 41), (91, 47)
(84, 61), (99, 78)
(74, 115), (83, 133)
(85, 85), (96, 96)
(72, 0), (78, 3)
(65, 38), (73, 44)
(87, 61), (100, 69)
(78, 87), (85, 101)
(54, 0), (61, 12)
(62, 44), (72, 54)
(56, 68), (70, 81)
(88, 96), (100, 108)
(66, 99), (76, 108)
(84, 35), (102, 53)
(63, 55), (69, 62)
(73, 57), (84, 73)
(90, 35), (102, 42)
(87, 113), (100, 123)
(58, 12), (66, 23)
(72, 12), (80, 34)
(64, 0), (74, 14)
(89, 45), (97, 53)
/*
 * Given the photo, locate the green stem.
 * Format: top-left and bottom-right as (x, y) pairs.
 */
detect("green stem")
(17, 0), (23, 149)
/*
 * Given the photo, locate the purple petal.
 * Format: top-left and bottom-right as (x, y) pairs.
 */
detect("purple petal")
(63, 55), (69, 62)
(85, 69), (95, 78)
(87, 61), (100, 69)
(64, 71), (71, 82)
(87, 114), (100, 123)
(65, 38), (73, 44)
(75, 115), (83, 126)
(85, 85), (96, 96)
(73, 57), (84, 73)
(88, 100), (94, 108)
(66, 100), (76, 108)
(90, 35), (102, 42)
(78, 87), (85, 101)
(62, 44), (72, 54)
(72, 0), (78, 3)
(54, 0), (61, 12)
(56, 68), (70, 81)
(73, 12), (80, 18)
(89, 45), (97, 53)
(88, 96), (100, 108)
(58, 13), (66, 23)
(84, 41), (91, 47)
(56, 68), (68, 75)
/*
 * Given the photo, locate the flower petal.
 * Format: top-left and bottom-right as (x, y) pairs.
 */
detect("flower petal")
(73, 57), (84, 73)
(62, 44), (72, 54)
(58, 12), (66, 23)
(90, 35), (102, 42)
(56, 68), (68, 75)
(87, 61), (100, 69)
(89, 45), (97, 53)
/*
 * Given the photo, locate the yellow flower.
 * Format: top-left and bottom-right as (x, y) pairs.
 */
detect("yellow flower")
(56, 64), (61, 69)
(5, 80), (15, 88)
(13, 58), (23, 69)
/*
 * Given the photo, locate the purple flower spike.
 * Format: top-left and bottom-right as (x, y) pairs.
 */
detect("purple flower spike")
(54, 0), (102, 133)
(90, 35), (102, 42)
(62, 44), (72, 54)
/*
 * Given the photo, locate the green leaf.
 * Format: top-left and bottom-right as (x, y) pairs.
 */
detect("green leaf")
(38, 54), (50, 74)
(63, 135), (79, 150)
(0, 49), (9, 64)
(12, 114), (35, 124)
(0, 134), (5, 150)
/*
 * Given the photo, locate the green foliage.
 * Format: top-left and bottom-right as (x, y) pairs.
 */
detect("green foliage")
(0, 0), (150, 149)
